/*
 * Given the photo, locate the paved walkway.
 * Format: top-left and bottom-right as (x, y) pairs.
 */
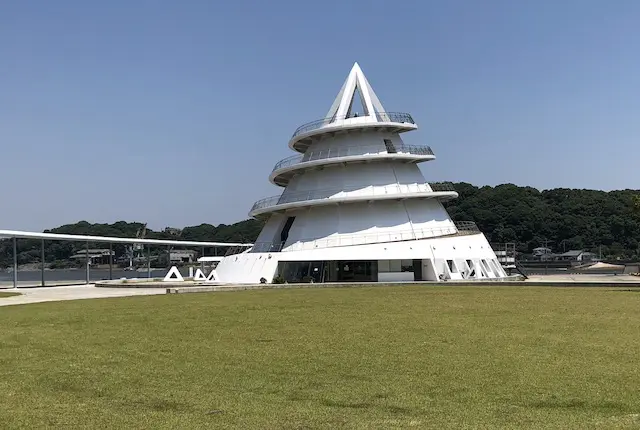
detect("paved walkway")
(526, 274), (640, 283)
(0, 284), (165, 307)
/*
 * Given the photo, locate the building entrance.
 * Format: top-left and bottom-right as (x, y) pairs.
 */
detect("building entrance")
(276, 260), (378, 283)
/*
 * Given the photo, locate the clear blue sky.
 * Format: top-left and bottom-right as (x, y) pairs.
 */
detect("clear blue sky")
(1, 0), (639, 231)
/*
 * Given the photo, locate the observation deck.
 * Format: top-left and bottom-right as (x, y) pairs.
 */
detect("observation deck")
(240, 221), (482, 254)
(289, 112), (418, 153)
(270, 143), (435, 187)
(249, 182), (458, 218)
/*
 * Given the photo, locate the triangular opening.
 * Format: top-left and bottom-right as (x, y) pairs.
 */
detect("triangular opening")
(163, 266), (184, 282)
(345, 84), (369, 119)
(325, 63), (387, 123)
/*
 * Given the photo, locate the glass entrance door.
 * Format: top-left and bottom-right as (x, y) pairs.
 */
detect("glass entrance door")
(309, 261), (325, 283)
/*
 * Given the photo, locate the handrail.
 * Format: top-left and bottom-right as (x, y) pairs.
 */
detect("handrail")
(272, 143), (434, 173)
(250, 182), (457, 214)
(292, 112), (415, 139)
(246, 221), (481, 253)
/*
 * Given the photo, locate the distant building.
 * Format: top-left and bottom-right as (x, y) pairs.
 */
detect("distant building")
(170, 250), (198, 263)
(69, 249), (115, 265)
(555, 250), (597, 262)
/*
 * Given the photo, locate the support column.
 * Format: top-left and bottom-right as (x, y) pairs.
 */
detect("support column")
(41, 239), (45, 287)
(108, 242), (113, 280)
(85, 241), (90, 284)
(147, 245), (151, 278)
(12, 237), (17, 289)
(200, 246), (205, 271)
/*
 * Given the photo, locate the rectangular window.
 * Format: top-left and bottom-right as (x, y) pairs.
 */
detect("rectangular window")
(389, 259), (401, 272)
(401, 259), (414, 272)
(379, 260), (414, 273)
(378, 259), (390, 272)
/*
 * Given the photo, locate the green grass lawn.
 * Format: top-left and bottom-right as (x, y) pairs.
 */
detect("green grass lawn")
(0, 291), (20, 298)
(1, 286), (639, 429)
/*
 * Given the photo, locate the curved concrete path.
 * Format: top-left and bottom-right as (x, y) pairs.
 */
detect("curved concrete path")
(0, 284), (165, 307)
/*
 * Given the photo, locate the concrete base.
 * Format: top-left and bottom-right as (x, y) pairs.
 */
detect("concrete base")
(92, 273), (640, 294)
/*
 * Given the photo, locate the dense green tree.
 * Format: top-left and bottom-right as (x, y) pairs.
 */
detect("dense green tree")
(443, 184), (640, 257)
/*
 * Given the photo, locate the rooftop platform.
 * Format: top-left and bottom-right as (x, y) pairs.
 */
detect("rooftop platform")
(248, 220), (481, 253)
(249, 183), (458, 218)
(270, 143), (435, 186)
(288, 112), (418, 153)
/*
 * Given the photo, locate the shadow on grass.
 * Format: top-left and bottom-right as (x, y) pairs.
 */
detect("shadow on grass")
(526, 397), (629, 414)
(130, 398), (195, 413)
(321, 399), (412, 414)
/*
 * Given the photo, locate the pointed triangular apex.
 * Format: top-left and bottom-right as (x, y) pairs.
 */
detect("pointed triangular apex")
(163, 266), (184, 282)
(325, 62), (388, 123)
(193, 269), (207, 280)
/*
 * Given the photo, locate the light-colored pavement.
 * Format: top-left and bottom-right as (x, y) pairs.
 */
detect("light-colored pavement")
(0, 281), (88, 288)
(526, 274), (640, 283)
(0, 284), (165, 307)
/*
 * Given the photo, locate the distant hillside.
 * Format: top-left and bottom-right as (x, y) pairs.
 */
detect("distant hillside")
(44, 219), (264, 244)
(443, 183), (640, 257)
(1, 182), (639, 267)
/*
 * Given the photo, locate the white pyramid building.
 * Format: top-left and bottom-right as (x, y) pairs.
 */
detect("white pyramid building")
(215, 63), (508, 283)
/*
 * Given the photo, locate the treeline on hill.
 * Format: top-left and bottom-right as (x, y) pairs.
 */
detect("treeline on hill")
(444, 183), (640, 257)
(1, 183), (639, 268)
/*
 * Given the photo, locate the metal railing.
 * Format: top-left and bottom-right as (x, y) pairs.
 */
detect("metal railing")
(272, 143), (434, 174)
(245, 221), (481, 254)
(250, 182), (457, 214)
(454, 221), (481, 234)
(224, 245), (252, 256)
(292, 112), (415, 139)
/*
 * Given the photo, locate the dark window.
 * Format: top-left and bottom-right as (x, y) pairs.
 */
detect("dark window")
(276, 260), (377, 283)
(384, 139), (397, 153)
(280, 216), (296, 245)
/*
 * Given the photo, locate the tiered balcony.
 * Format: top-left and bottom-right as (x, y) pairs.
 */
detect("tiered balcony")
(246, 221), (481, 253)
(289, 112), (418, 152)
(270, 143), (436, 186)
(249, 182), (458, 218)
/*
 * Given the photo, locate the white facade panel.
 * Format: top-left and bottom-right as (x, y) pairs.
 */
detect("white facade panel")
(378, 272), (415, 282)
(214, 233), (507, 284)
(254, 213), (287, 244)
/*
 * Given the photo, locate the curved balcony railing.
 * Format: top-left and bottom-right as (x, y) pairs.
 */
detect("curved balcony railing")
(247, 221), (481, 253)
(272, 143), (434, 173)
(250, 182), (457, 215)
(292, 112), (415, 140)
